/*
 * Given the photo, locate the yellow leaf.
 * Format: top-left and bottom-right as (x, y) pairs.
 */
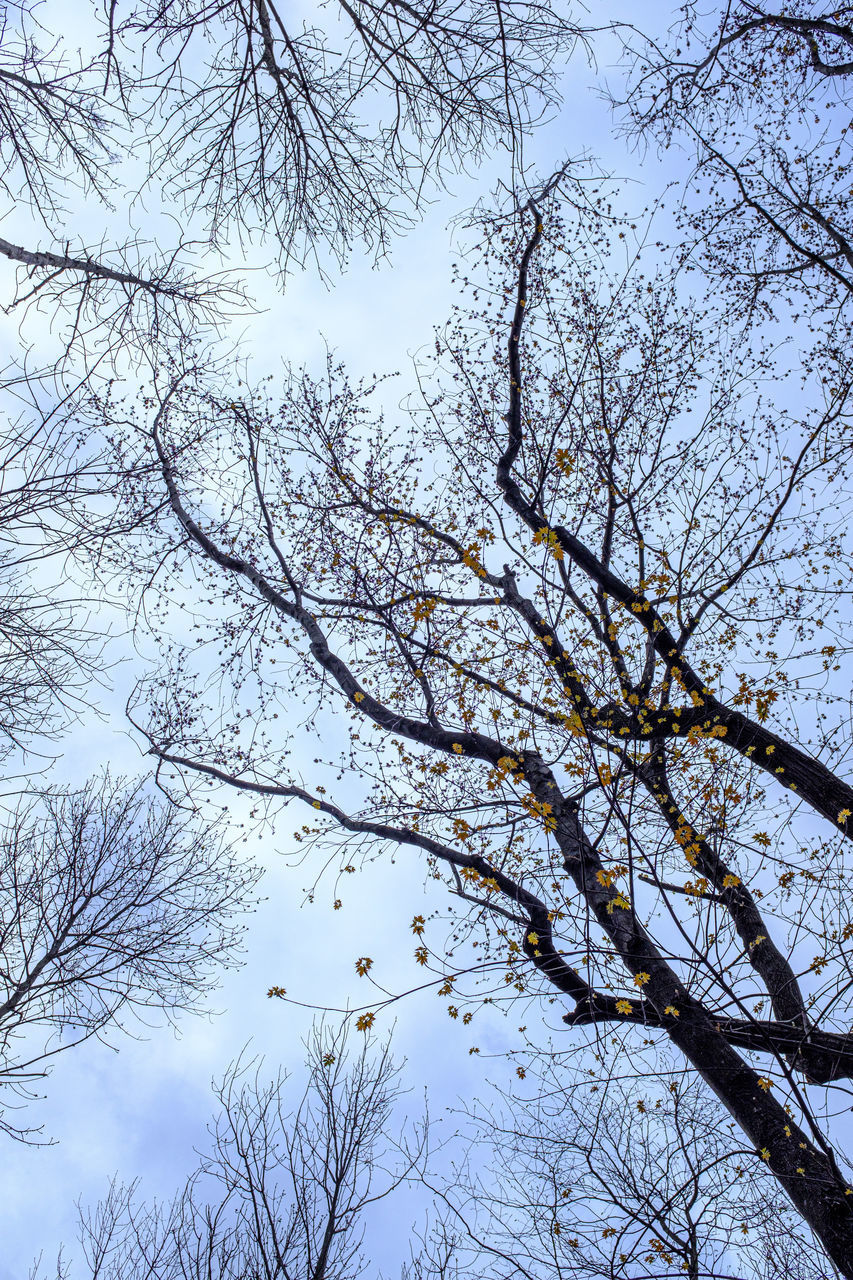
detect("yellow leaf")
(413, 597), (439, 622)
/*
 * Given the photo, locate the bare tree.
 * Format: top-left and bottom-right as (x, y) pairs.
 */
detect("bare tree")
(416, 1064), (834, 1280)
(0, 0), (582, 378)
(0, 567), (102, 761)
(0, 1), (243, 375)
(0, 0), (113, 217)
(108, 0), (583, 271)
(104, 175), (853, 1272)
(0, 360), (161, 760)
(616, 2), (853, 315)
(0, 775), (260, 1140)
(0, 345), (263, 1146)
(35, 1023), (424, 1279)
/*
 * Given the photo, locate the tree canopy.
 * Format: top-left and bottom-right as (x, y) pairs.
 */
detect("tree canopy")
(3, 2), (853, 1278)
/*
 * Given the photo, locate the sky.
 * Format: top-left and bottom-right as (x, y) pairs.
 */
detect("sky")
(0, 5), (698, 1276)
